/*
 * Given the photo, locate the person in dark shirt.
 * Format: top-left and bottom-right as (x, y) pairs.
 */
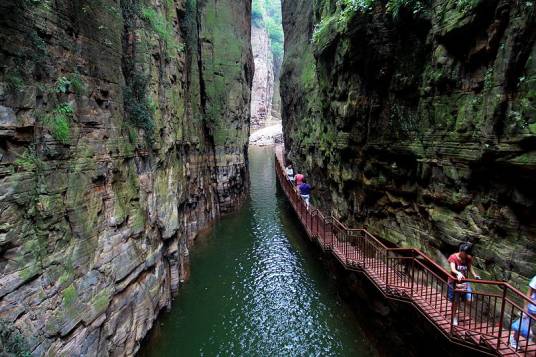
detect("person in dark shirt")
(298, 178), (312, 208)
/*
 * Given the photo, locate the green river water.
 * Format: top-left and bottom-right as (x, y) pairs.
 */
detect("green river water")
(139, 147), (377, 356)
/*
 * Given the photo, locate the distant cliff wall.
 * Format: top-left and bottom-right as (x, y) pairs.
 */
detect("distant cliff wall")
(251, 20), (275, 130)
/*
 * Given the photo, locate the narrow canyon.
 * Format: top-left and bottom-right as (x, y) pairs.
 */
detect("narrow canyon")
(0, 0), (535, 356)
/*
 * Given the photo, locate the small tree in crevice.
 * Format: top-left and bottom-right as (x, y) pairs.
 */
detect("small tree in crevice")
(123, 73), (155, 137)
(120, 0), (156, 141)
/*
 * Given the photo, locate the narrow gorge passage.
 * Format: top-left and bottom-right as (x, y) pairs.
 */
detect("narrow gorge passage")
(249, 0), (284, 146)
(139, 147), (377, 356)
(1, 0), (535, 355)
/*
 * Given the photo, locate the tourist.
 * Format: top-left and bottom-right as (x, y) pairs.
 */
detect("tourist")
(447, 242), (480, 326)
(286, 164), (295, 184)
(295, 172), (304, 186)
(509, 275), (536, 349)
(298, 178), (312, 208)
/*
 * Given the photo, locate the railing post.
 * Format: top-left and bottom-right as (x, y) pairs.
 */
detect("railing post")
(496, 285), (508, 351)
(410, 257), (415, 297)
(450, 292), (456, 336)
(316, 213), (319, 240)
(385, 251), (389, 289)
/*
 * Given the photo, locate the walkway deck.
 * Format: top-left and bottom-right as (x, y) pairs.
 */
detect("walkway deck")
(275, 146), (535, 356)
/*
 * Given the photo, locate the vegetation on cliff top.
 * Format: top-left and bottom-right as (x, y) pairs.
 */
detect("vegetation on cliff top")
(312, 0), (479, 48)
(252, 0), (284, 64)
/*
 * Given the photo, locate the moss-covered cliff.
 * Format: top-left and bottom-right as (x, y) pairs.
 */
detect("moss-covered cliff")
(0, 0), (252, 355)
(281, 0), (535, 287)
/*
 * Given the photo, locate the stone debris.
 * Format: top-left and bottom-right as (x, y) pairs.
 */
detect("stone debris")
(249, 123), (283, 146)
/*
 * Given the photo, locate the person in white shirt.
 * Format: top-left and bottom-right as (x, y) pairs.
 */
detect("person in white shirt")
(286, 165), (294, 183)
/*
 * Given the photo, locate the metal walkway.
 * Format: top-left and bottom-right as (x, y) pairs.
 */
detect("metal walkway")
(275, 147), (535, 356)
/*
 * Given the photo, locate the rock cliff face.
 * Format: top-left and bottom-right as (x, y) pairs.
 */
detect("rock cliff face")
(0, 0), (252, 355)
(251, 22), (274, 130)
(281, 0), (536, 287)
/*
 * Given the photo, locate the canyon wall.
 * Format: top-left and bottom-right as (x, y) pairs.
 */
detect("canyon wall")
(250, 21), (274, 130)
(0, 0), (252, 355)
(281, 0), (536, 287)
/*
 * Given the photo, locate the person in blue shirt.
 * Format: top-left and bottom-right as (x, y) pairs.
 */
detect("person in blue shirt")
(510, 275), (536, 349)
(298, 178), (312, 208)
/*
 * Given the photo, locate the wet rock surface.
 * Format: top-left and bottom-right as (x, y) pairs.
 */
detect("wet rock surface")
(0, 0), (252, 355)
(281, 0), (536, 287)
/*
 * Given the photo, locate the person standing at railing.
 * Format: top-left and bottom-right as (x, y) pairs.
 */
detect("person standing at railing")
(298, 178), (312, 209)
(286, 165), (295, 184)
(509, 275), (536, 349)
(447, 242), (481, 326)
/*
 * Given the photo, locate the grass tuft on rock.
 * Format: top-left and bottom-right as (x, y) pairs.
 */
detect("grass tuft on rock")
(43, 103), (74, 143)
(141, 6), (184, 56)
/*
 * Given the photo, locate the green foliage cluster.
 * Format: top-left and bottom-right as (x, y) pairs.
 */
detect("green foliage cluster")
(141, 6), (184, 56)
(120, 0), (142, 26)
(338, 0), (426, 16)
(456, 0), (477, 11)
(15, 148), (41, 171)
(252, 0), (284, 63)
(22, 0), (50, 9)
(484, 68), (494, 91)
(123, 74), (155, 135)
(120, 0), (157, 141)
(43, 103), (74, 143)
(313, 0), (427, 47)
(5, 71), (24, 92)
(28, 30), (47, 57)
(0, 319), (30, 357)
(4, 29), (49, 94)
(55, 73), (86, 95)
(301, 61), (317, 91)
(63, 284), (77, 307)
(386, 0), (425, 17)
(252, 0), (265, 26)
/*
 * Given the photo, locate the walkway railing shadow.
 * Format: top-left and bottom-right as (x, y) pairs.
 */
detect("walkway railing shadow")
(275, 146), (535, 356)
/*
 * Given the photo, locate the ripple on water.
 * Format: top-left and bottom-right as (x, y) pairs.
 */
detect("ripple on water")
(138, 147), (376, 357)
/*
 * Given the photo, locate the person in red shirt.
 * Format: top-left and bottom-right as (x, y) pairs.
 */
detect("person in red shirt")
(295, 173), (304, 186)
(447, 242), (481, 326)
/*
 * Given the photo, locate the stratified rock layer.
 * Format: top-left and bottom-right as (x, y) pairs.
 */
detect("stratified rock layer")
(281, 0), (535, 287)
(0, 0), (252, 355)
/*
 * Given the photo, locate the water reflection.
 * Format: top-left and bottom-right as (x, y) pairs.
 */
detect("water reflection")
(138, 147), (376, 356)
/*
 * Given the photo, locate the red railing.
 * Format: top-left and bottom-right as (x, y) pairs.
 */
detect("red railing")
(275, 147), (535, 356)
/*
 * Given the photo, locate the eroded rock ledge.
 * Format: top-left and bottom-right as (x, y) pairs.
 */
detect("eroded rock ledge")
(0, 0), (252, 355)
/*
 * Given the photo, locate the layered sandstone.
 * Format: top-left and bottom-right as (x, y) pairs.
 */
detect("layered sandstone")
(0, 0), (252, 355)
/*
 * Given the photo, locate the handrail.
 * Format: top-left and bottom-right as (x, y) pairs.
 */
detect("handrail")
(275, 146), (536, 356)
